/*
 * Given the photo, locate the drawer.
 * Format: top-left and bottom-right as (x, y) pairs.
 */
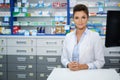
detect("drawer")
(105, 57), (120, 66)
(37, 46), (62, 55)
(0, 47), (6, 54)
(0, 64), (6, 71)
(0, 39), (6, 46)
(8, 55), (36, 63)
(103, 66), (120, 73)
(37, 64), (62, 72)
(7, 47), (36, 55)
(7, 38), (36, 46)
(8, 72), (36, 80)
(8, 63), (36, 72)
(37, 56), (61, 64)
(0, 55), (6, 63)
(37, 38), (64, 46)
(0, 71), (7, 80)
(37, 72), (51, 80)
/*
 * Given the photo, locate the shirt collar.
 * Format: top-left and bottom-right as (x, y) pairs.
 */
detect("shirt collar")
(72, 28), (89, 44)
(83, 28), (89, 35)
(73, 28), (89, 35)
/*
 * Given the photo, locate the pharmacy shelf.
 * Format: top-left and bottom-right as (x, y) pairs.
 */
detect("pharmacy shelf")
(0, 0), (120, 36)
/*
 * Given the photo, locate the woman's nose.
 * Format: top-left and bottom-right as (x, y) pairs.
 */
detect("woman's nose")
(78, 18), (82, 23)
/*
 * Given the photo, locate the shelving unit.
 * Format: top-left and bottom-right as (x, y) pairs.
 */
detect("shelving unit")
(0, 0), (11, 35)
(0, 0), (120, 36)
(11, 0), (67, 35)
(0, 0), (68, 35)
(69, 0), (120, 36)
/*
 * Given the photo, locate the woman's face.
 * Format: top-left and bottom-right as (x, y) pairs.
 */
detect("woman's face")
(73, 11), (88, 30)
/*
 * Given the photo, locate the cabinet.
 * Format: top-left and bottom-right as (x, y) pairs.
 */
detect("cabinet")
(103, 56), (120, 73)
(0, 38), (7, 54)
(36, 36), (64, 80)
(0, 36), (120, 80)
(7, 55), (37, 80)
(0, 36), (64, 80)
(37, 55), (62, 80)
(0, 37), (7, 80)
(103, 47), (120, 74)
(7, 37), (36, 55)
(37, 37), (64, 55)
(7, 37), (37, 80)
(0, 55), (7, 80)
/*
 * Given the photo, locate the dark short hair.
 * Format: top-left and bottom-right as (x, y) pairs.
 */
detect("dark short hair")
(73, 4), (89, 17)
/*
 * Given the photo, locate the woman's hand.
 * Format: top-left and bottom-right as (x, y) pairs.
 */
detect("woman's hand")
(67, 62), (79, 71)
(67, 62), (88, 71)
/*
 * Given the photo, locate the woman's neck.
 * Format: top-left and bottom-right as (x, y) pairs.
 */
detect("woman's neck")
(76, 27), (86, 43)
(76, 27), (86, 36)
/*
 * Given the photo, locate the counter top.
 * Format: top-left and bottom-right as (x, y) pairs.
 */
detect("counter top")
(47, 68), (120, 80)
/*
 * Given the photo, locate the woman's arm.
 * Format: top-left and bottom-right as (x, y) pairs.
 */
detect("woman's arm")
(87, 34), (105, 69)
(61, 37), (70, 68)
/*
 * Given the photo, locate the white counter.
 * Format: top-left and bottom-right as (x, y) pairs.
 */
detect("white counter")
(47, 68), (120, 80)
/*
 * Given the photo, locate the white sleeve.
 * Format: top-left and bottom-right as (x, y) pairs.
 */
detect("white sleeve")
(87, 34), (105, 69)
(61, 36), (70, 68)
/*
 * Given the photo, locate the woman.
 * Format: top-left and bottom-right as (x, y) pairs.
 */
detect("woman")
(61, 4), (105, 71)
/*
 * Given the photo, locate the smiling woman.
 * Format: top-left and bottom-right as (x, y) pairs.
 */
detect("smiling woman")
(73, 4), (89, 31)
(73, 11), (88, 30)
(61, 4), (105, 71)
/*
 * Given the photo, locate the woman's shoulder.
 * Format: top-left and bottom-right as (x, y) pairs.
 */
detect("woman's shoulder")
(66, 31), (75, 37)
(88, 30), (100, 37)
(64, 31), (75, 41)
(88, 30), (101, 41)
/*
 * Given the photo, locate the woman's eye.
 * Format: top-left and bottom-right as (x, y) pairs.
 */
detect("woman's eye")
(75, 17), (79, 19)
(82, 16), (86, 19)
(74, 16), (87, 20)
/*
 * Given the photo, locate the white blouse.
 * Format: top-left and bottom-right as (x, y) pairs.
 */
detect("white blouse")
(61, 28), (105, 69)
